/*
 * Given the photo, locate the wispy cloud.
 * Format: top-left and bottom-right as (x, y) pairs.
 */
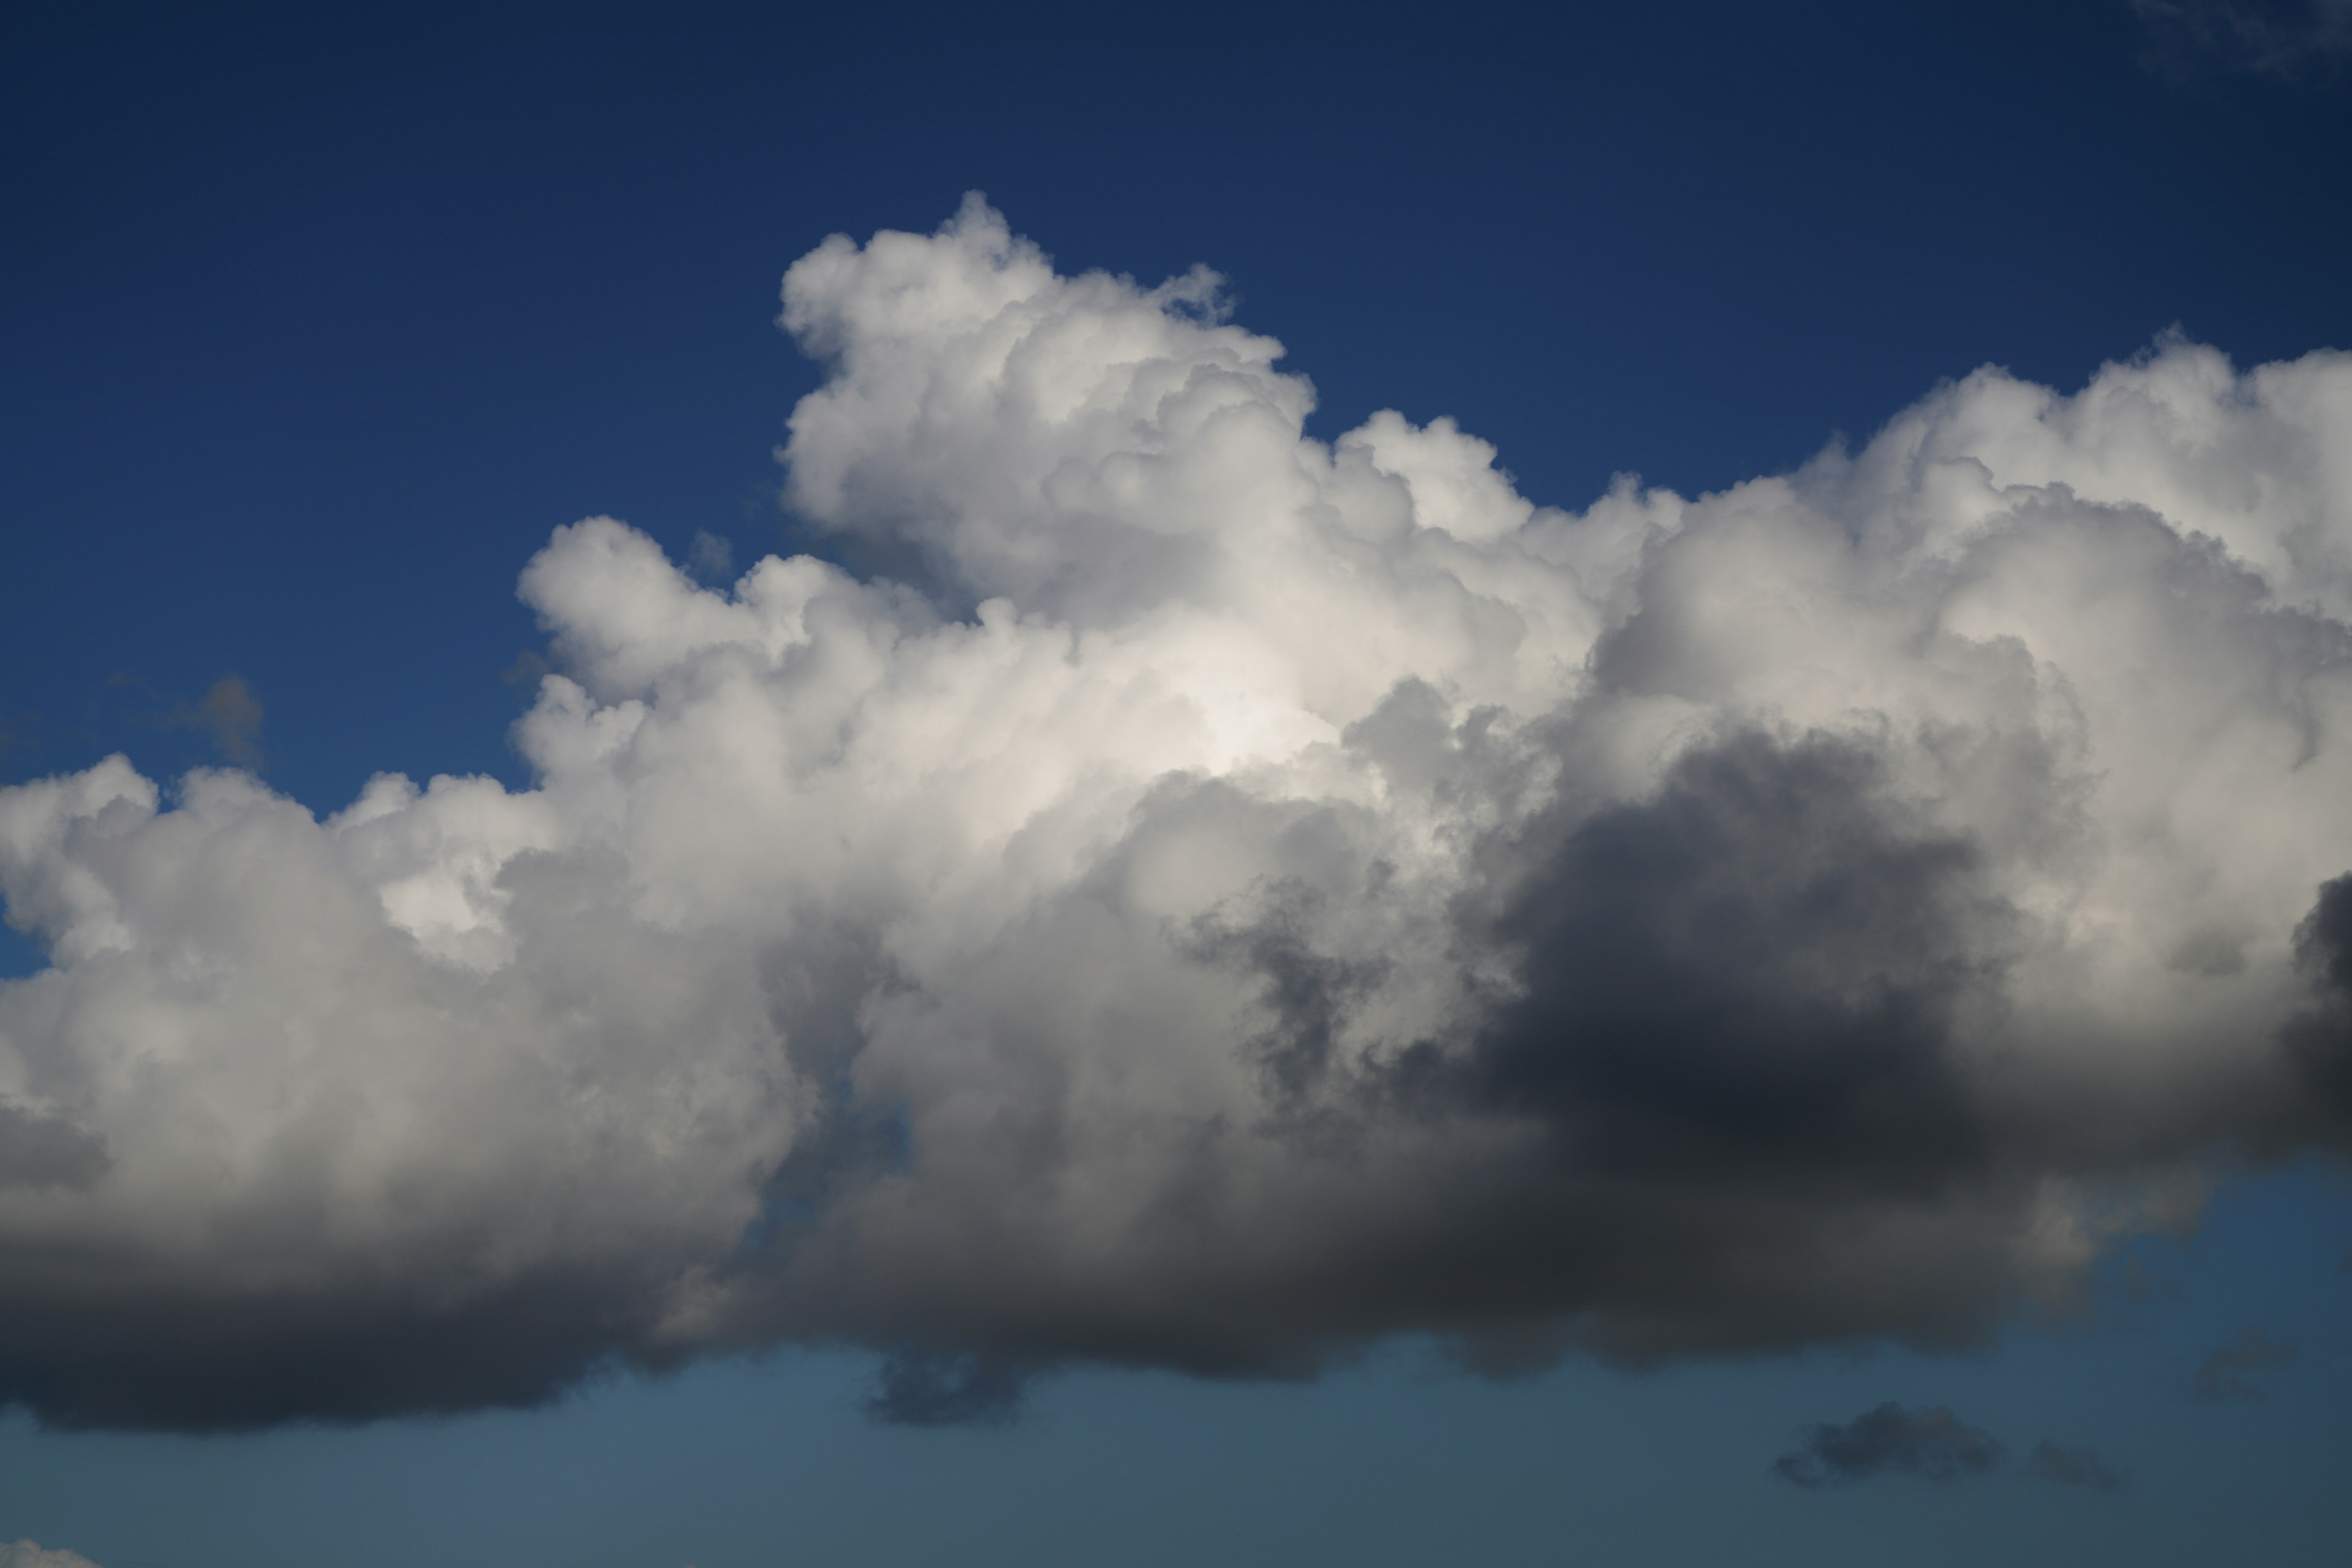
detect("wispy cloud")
(2192, 1327), (2298, 1400)
(2132, 0), (2352, 78)
(688, 529), (736, 585)
(2029, 1440), (2125, 1490)
(165, 674), (264, 769)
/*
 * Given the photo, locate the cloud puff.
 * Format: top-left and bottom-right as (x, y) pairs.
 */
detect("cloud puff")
(2, 198), (2352, 1427)
(165, 676), (265, 770)
(2192, 1327), (2299, 1399)
(0, 1542), (107, 1568)
(1774, 1403), (2003, 1487)
(2028, 1439), (2125, 1489)
(864, 1349), (1032, 1428)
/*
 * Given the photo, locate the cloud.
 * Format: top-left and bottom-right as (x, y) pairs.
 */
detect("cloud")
(2192, 1327), (2298, 1399)
(864, 1350), (1031, 1428)
(0, 1542), (107, 1568)
(2133, 0), (2352, 78)
(165, 674), (265, 769)
(0, 1097), (109, 1189)
(2028, 1439), (2125, 1489)
(2, 200), (2352, 1427)
(688, 530), (735, 584)
(2282, 873), (2352, 1129)
(1774, 1403), (2003, 1487)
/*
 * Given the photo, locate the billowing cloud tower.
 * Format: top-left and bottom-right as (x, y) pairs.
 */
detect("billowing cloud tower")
(3, 197), (2350, 1428)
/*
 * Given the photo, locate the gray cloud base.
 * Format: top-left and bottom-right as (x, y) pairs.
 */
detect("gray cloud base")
(3, 199), (2352, 1428)
(1774, 1403), (2003, 1487)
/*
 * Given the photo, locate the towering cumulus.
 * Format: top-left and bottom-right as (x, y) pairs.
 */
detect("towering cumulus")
(3, 197), (2350, 1427)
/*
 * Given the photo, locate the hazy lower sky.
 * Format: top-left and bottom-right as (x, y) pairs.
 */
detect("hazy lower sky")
(3, 4), (2350, 1565)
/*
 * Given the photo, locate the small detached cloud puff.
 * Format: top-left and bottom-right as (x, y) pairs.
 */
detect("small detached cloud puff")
(2191, 1327), (2299, 1400)
(1775, 1403), (2003, 1487)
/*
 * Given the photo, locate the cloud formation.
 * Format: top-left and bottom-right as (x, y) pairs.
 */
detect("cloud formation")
(0, 1542), (106, 1568)
(1774, 1403), (2003, 1487)
(165, 676), (265, 769)
(2, 199), (2352, 1427)
(2191, 1327), (2298, 1399)
(2134, 0), (2352, 78)
(2029, 1439), (2125, 1489)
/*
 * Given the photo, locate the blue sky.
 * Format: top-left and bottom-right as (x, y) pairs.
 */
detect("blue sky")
(2, 3), (2351, 1565)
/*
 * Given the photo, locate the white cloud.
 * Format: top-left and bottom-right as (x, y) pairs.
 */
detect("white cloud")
(2, 198), (2350, 1425)
(0, 1541), (106, 1568)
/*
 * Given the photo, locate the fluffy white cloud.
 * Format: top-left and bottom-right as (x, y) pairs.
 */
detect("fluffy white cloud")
(2, 197), (2350, 1426)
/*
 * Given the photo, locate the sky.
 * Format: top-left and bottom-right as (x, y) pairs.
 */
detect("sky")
(2, 2), (2351, 1565)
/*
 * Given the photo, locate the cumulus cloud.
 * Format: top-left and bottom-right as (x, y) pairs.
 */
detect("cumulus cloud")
(0, 1542), (107, 1568)
(2192, 1327), (2298, 1399)
(1774, 1403), (2003, 1487)
(2, 198), (2352, 1427)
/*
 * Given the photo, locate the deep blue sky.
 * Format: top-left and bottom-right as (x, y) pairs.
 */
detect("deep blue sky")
(9, 0), (2351, 815)
(3, 3), (2350, 1564)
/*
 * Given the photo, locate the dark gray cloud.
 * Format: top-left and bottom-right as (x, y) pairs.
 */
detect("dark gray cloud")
(864, 1351), (1031, 1427)
(2192, 1327), (2297, 1400)
(2029, 1439), (2125, 1490)
(2281, 873), (2352, 1139)
(727, 727), (2080, 1395)
(1464, 731), (2005, 1191)
(1774, 1403), (2003, 1487)
(1368, 729), (2040, 1365)
(0, 1262), (673, 1433)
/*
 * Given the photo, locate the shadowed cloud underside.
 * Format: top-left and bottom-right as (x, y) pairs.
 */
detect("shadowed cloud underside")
(2, 200), (2351, 1428)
